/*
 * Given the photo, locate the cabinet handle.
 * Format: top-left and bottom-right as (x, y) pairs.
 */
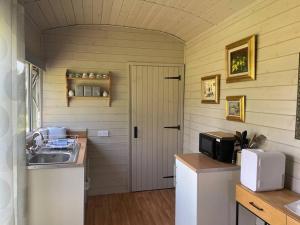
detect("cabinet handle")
(249, 202), (264, 211)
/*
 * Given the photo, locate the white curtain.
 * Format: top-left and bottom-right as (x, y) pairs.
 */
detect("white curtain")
(0, 0), (26, 225)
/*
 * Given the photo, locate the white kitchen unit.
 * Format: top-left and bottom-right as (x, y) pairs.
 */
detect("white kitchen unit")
(175, 153), (240, 225)
(28, 167), (85, 225)
(27, 138), (87, 225)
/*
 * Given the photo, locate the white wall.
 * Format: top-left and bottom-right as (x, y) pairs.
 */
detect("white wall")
(42, 25), (184, 195)
(184, 0), (300, 193)
(25, 14), (44, 68)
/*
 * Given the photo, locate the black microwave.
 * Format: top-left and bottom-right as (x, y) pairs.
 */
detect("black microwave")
(199, 132), (236, 163)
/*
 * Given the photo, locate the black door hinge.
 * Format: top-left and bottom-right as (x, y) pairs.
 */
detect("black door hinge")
(164, 75), (181, 80)
(164, 125), (180, 130)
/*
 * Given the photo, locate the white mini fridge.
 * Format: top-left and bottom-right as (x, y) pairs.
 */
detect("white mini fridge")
(240, 149), (286, 192)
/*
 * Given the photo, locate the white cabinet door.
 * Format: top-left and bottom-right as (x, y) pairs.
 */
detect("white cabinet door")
(28, 167), (85, 225)
(175, 160), (198, 225)
(197, 171), (240, 225)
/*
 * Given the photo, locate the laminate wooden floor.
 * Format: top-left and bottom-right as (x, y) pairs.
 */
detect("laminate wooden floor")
(85, 189), (175, 225)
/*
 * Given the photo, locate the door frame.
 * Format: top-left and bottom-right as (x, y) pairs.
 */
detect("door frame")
(128, 62), (185, 192)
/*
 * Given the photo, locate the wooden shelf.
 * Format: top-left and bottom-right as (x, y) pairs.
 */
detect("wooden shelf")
(67, 96), (110, 99)
(66, 77), (110, 81)
(66, 70), (112, 107)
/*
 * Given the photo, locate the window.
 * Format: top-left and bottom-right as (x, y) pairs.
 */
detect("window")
(25, 62), (42, 133)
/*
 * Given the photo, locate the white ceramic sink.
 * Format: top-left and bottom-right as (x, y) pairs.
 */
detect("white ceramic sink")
(285, 200), (300, 216)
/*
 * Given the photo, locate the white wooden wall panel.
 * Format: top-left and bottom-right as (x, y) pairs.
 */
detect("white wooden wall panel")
(184, 0), (300, 194)
(37, 0), (58, 28)
(92, 0), (103, 24)
(24, 0), (254, 41)
(101, 0), (114, 24)
(24, 14), (44, 68)
(60, 0), (76, 25)
(109, 0), (124, 25)
(72, 0), (84, 24)
(83, 0), (93, 24)
(25, 2), (49, 30)
(43, 25), (184, 195)
(124, 1), (141, 26)
(49, 0), (68, 27)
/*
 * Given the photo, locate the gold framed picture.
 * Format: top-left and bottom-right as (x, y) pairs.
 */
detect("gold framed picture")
(226, 35), (256, 83)
(201, 74), (220, 104)
(226, 96), (245, 122)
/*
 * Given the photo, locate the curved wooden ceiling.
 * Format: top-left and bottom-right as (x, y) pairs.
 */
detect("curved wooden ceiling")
(24, 0), (254, 41)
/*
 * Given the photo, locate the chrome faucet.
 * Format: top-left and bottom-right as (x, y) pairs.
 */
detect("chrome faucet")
(27, 131), (45, 155)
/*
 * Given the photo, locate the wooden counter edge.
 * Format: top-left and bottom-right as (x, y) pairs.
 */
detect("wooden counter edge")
(76, 138), (87, 166)
(236, 184), (300, 223)
(175, 154), (198, 172)
(288, 215), (300, 225)
(286, 210), (300, 223)
(175, 153), (239, 173)
(68, 129), (87, 167)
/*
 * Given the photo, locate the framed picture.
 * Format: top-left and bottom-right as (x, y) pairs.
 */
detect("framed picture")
(226, 35), (256, 83)
(226, 96), (245, 122)
(201, 74), (220, 104)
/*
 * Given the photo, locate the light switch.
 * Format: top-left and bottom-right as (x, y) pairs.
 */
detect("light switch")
(97, 130), (109, 137)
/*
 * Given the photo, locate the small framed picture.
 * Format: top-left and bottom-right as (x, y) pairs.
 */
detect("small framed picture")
(201, 74), (220, 104)
(226, 35), (256, 83)
(226, 96), (245, 122)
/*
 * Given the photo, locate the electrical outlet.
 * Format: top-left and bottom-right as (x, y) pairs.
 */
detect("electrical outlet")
(97, 130), (109, 137)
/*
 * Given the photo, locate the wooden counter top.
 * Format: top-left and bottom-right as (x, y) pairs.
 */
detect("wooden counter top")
(237, 184), (300, 223)
(175, 153), (240, 173)
(76, 138), (87, 166)
(70, 129), (87, 167)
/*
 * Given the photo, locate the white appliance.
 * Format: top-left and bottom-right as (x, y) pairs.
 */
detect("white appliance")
(240, 149), (286, 192)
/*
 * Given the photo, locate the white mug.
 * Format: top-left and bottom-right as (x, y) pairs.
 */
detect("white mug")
(68, 90), (75, 97)
(102, 91), (108, 97)
(89, 72), (95, 78)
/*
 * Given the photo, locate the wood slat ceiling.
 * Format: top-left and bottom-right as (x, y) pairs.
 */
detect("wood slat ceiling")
(24, 0), (255, 41)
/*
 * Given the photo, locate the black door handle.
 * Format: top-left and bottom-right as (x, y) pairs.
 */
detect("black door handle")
(164, 125), (180, 130)
(134, 126), (138, 138)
